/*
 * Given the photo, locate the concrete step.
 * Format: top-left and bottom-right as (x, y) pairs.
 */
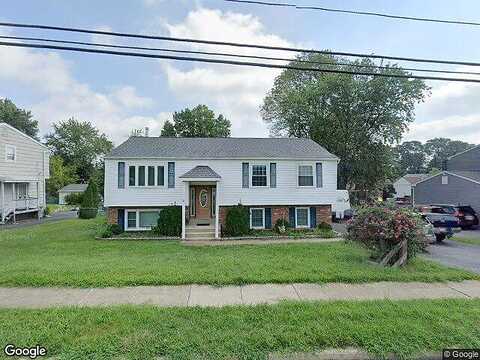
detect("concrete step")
(186, 235), (216, 241)
(186, 229), (215, 235)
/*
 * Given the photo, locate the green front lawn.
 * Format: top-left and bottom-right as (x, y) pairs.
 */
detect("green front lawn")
(452, 236), (480, 246)
(0, 218), (477, 287)
(1, 299), (479, 359)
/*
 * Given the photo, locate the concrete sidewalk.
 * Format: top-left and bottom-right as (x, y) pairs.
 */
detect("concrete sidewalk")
(0, 280), (479, 309)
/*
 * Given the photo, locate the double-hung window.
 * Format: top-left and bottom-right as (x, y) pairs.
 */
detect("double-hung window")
(5, 145), (15, 162)
(127, 211), (137, 228)
(250, 208), (265, 229)
(148, 166), (155, 186)
(298, 165), (314, 187)
(129, 166), (136, 186)
(252, 165), (267, 187)
(296, 207), (310, 228)
(157, 166), (165, 186)
(118, 162), (125, 188)
(126, 210), (160, 230)
(138, 166), (146, 186)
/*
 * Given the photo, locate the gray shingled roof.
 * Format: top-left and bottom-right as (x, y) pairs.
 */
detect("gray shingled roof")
(180, 166), (221, 179)
(107, 137), (339, 160)
(403, 174), (429, 184)
(58, 184), (88, 193)
(451, 171), (480, 183)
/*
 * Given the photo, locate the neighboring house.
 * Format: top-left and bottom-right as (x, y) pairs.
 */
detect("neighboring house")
(58, 184), (88, 205)
(393, 174), (428, 198)
(104, 137), (340, 239)
(413, 145), (480, 213)
(0, 123), (50, 224)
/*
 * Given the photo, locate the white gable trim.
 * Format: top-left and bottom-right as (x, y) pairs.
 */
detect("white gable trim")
(0, 123), (49, 150)
(412, 171), (480, 187)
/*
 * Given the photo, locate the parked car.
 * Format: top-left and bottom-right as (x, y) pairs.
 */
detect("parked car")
(430, 204), (479, 229)
(454, 205), (479, 229)
(420, 211), (461, 242)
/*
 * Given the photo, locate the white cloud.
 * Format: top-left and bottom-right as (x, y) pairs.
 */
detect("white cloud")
(0, 42), (162, 144)
(91, 25), (117, 46)
(405, 76), (480, 143)
(158, 8), (295, 137)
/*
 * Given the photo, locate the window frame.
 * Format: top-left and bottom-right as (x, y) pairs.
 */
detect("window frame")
(251, 164), (268, 188)
(118, 162), (125, 189)
(295, 207), (310, 228)
(157, 166), (165, 186)
(125, 209), (161, 231)
(138, 166), (146, 186)
(297, 164), (315, 187)
(129, 166), (136, 186)
(5, 145), (16, 162)
(147, 166), (155, 186)
(250, 207), (265, 229)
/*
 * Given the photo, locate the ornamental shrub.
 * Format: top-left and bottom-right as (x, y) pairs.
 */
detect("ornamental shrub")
(81, 182), (100, 209)
(100, 223), (124, 238)
(65, 192), (84, 205)
(79, 181), (100, 219)
(346, 206), (426, 263)
(153, 206), (182, 237)
(274, 218), (290, 234)
(224, 204), (250, 237)
(317, 221), (332, 231)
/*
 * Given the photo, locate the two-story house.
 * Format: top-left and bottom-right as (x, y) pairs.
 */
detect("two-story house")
(0, 123), (50, 224)
(413, 145), (480, 213)
(104, 136), (340, 239)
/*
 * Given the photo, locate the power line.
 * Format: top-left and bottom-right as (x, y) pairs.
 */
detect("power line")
(225, 0), (480, 27)
(1, 21), (480, 67)
(3, 35), (480, 77)
(2, 41), (480, 83)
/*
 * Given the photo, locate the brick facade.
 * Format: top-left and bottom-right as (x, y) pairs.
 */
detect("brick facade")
(219, 205), (331, 229)
(106, 207), (118, 225)
(316, 205), (332, 225)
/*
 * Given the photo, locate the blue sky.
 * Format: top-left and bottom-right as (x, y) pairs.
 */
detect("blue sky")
(1, 0), (480, 144)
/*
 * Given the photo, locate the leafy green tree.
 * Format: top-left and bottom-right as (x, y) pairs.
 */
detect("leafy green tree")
(161, 120), (177, 137)
(45, 118), (113, 182)
(424, 138), (475, 170)
(393, 141), (426, 176)
(162, 105), (231, 137)
(46, 155), (79, 197)
(0, 99), (39, 139)
(261, 53), (429, 191)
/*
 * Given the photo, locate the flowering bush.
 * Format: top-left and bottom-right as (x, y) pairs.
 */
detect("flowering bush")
(346, 206), (427, 264)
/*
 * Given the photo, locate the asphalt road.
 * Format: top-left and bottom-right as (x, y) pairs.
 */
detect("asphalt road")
(333, 222), (480, 274)
(424, 239), (480, 274)
(0, 210), (78, 230)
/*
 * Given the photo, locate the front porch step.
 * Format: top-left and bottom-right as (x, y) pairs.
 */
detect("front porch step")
(185, 227), (216, 241)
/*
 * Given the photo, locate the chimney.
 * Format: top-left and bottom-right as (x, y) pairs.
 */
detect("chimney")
(145, 127), (149, 137)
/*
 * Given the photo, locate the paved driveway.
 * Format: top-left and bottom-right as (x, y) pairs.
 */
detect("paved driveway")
(424, 239), (480, 274)
(0, 211), (78, 230)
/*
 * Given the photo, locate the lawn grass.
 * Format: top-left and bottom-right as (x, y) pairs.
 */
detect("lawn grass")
(46, 204), (74, 214)
(0, 218), (477, 287)
(452, 236), (480, 246)
(1, 299), (479, 359)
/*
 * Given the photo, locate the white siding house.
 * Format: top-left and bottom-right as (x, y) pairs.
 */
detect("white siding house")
(0, 123), (50, 223)
(393, 174), (428, 198)
(104, 137), (340, 240)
